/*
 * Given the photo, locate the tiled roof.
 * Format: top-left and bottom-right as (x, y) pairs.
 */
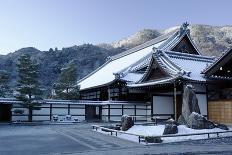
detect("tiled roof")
(124, 49), (215, 86)
(77, 32), (174, 90)
(77, 23), (206, 90)
(202, 47), (232, 76)
(128, 77), (176, 87)
(165, 50), (215, 81)
(0, 98), (148, 105)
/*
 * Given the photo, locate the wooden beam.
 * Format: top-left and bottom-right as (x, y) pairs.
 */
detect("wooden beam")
(174, 83), (177, 121)
(108, 105), (110, 122)
(68, 104), (70, 115)
(134, 105), (137, 122)
(49, 104), (52, 121)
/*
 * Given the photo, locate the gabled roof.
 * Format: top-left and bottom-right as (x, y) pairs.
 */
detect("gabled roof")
(125, 49), (215, 87)
(202, 48), (232, 79)
(165, 50), (214, 81)
(77, 23), (202, 91)
(77, 36), (168, 91)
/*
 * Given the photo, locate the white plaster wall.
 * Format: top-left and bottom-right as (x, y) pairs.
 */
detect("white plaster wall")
(110, 105), (122, 108)
(110, 108), (122, 115)
(70, 105), (85, 108)
(136, 109), (146, 115)
(32, 116), (50, 121)
(12, 115), (28, 121)
(102, 106), (108, 115)
(52, 104), (68, 108)
(153, 96), (174, 115)
(196, 94), (207, 116)
(11, 104), (86, 121)
(109, 116), (122, 121)
(33, 108), (50, 115)
(123, 109), (135, 115)
(123, 105), (134, 109)
(52, 108), (68, 115)
(70, 108), (85, 115)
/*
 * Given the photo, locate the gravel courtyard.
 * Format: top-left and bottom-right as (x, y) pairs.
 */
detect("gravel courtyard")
(0, 123), (232, 155)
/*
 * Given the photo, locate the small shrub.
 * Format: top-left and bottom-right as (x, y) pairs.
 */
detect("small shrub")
(144, 136), (162, 143)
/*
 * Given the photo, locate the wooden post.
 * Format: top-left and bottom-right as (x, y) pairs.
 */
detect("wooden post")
(68, 104), (70, 115)
(134, 105), (137, 122)
(49, 104), (52, 121)
(108, 86), (111, 101)
(206, 84), (209, 119)
(174, 83), (177, 121)
(149, 90), (153, 118)
(108, 105), (110, 122)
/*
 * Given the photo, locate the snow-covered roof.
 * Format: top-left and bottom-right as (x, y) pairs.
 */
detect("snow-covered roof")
(165, 51), (215, 81)
(202, 47), (232, 78)
(126, 50), (215, 88)
(0, 98), (148, 105)
(128, 77), (176, 88)
(77, 23), (205, 90)
(77, 37), (168, 90)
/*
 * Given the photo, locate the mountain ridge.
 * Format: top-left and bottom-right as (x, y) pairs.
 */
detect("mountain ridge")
(0, 24), (231, 97)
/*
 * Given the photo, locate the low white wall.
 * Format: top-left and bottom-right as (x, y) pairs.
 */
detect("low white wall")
(11, 104), (86, 121)
(153, 96), (174, 119)
(102, 104), (149, 122)
(11, 103), (149, 122)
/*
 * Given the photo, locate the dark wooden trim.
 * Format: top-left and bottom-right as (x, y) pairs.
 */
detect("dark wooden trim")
(68, 104), (70, 115)
(50, 104), (52, 121)
(108, 105), (110, 121)
(195, 92), (207, 94)
(173, 83), (177, 121)
(134, 105), (137, 122)
(102, 114), (148, 117)
(151, 94), (174, 97)
(152, 114), (174, 116)
(206, 84), (209, 118)
(151, 92), (153, 117)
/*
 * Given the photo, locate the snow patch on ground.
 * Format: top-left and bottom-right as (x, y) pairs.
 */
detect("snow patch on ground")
(97, 125), (232, 144)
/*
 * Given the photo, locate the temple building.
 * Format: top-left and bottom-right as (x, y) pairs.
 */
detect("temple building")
(77, 22), (232, 124)
(0, 23), (231, 124)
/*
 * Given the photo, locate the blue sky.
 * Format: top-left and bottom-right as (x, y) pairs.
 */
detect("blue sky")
(0, 0), (231, 55)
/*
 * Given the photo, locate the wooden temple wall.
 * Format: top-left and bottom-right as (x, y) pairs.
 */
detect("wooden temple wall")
(208, 100), (232, 124)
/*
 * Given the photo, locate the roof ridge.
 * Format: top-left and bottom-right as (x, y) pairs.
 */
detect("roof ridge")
(76, 59), (112, 84)
(165, 50), (215, 60)
(110, 30), (176, 60)
(114, 53), (152, 79)
(154, 49), (183, 75)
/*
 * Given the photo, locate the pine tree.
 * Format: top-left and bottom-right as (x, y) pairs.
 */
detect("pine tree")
(16, 55), (42, 122)
(53, 62), (79, 99)
(0, 70), (12, 97)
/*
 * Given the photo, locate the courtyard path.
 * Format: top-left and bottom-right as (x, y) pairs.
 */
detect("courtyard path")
(0, 123), (232, 155)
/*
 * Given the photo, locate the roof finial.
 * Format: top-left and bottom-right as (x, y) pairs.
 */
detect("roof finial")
(179, 22), (189, 37)
(182, 22), (189, 30)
